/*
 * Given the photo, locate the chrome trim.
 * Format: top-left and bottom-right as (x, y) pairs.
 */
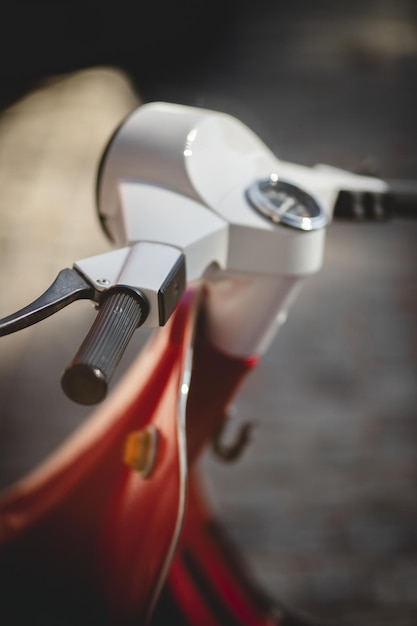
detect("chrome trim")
(145, 346), (193, 623)
(246, 175), (328, 231)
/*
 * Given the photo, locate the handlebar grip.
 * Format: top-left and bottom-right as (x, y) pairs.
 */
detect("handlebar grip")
(61, 287), (148, 405)
(333, 180), (417, 221)
(387, 179), (417, 219)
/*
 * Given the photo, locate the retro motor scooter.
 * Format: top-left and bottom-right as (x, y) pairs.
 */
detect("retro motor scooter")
(0, 102), (414, 625)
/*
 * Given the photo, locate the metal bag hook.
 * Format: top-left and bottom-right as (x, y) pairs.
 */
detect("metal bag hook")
(212, 408), (255, 463)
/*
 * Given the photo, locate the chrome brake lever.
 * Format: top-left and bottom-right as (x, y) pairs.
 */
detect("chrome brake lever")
(0, 268), (96, 337)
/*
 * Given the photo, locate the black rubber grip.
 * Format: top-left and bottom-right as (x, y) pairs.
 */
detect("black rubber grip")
(333, 180), (417, 222)
(387, 179), (417, 219)
(61, 287), (148, 405)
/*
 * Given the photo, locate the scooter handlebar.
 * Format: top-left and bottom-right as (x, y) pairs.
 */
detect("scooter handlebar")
(61, 287), (148, 405)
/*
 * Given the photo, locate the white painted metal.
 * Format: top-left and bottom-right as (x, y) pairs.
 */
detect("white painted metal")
(203, 271), (303, 357)
(91, 102), (388, 356)
(75, 242), (184, 328)
(118, 182), (229, 280)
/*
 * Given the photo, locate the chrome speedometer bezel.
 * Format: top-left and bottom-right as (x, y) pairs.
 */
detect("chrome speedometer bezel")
(246, 175), (328, 231)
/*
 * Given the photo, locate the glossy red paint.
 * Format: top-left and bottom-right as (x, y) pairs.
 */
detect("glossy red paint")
(162, 470), (281, 626)
(0, 286), (261, 624)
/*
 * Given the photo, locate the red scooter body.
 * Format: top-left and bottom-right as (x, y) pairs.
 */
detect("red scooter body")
(0, 286), (274, 625)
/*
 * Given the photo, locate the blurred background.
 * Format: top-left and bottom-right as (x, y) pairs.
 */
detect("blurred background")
(0, 1), (416, 624)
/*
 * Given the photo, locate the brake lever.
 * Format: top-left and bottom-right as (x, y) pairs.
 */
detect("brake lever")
(0, 268), (96, 336)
